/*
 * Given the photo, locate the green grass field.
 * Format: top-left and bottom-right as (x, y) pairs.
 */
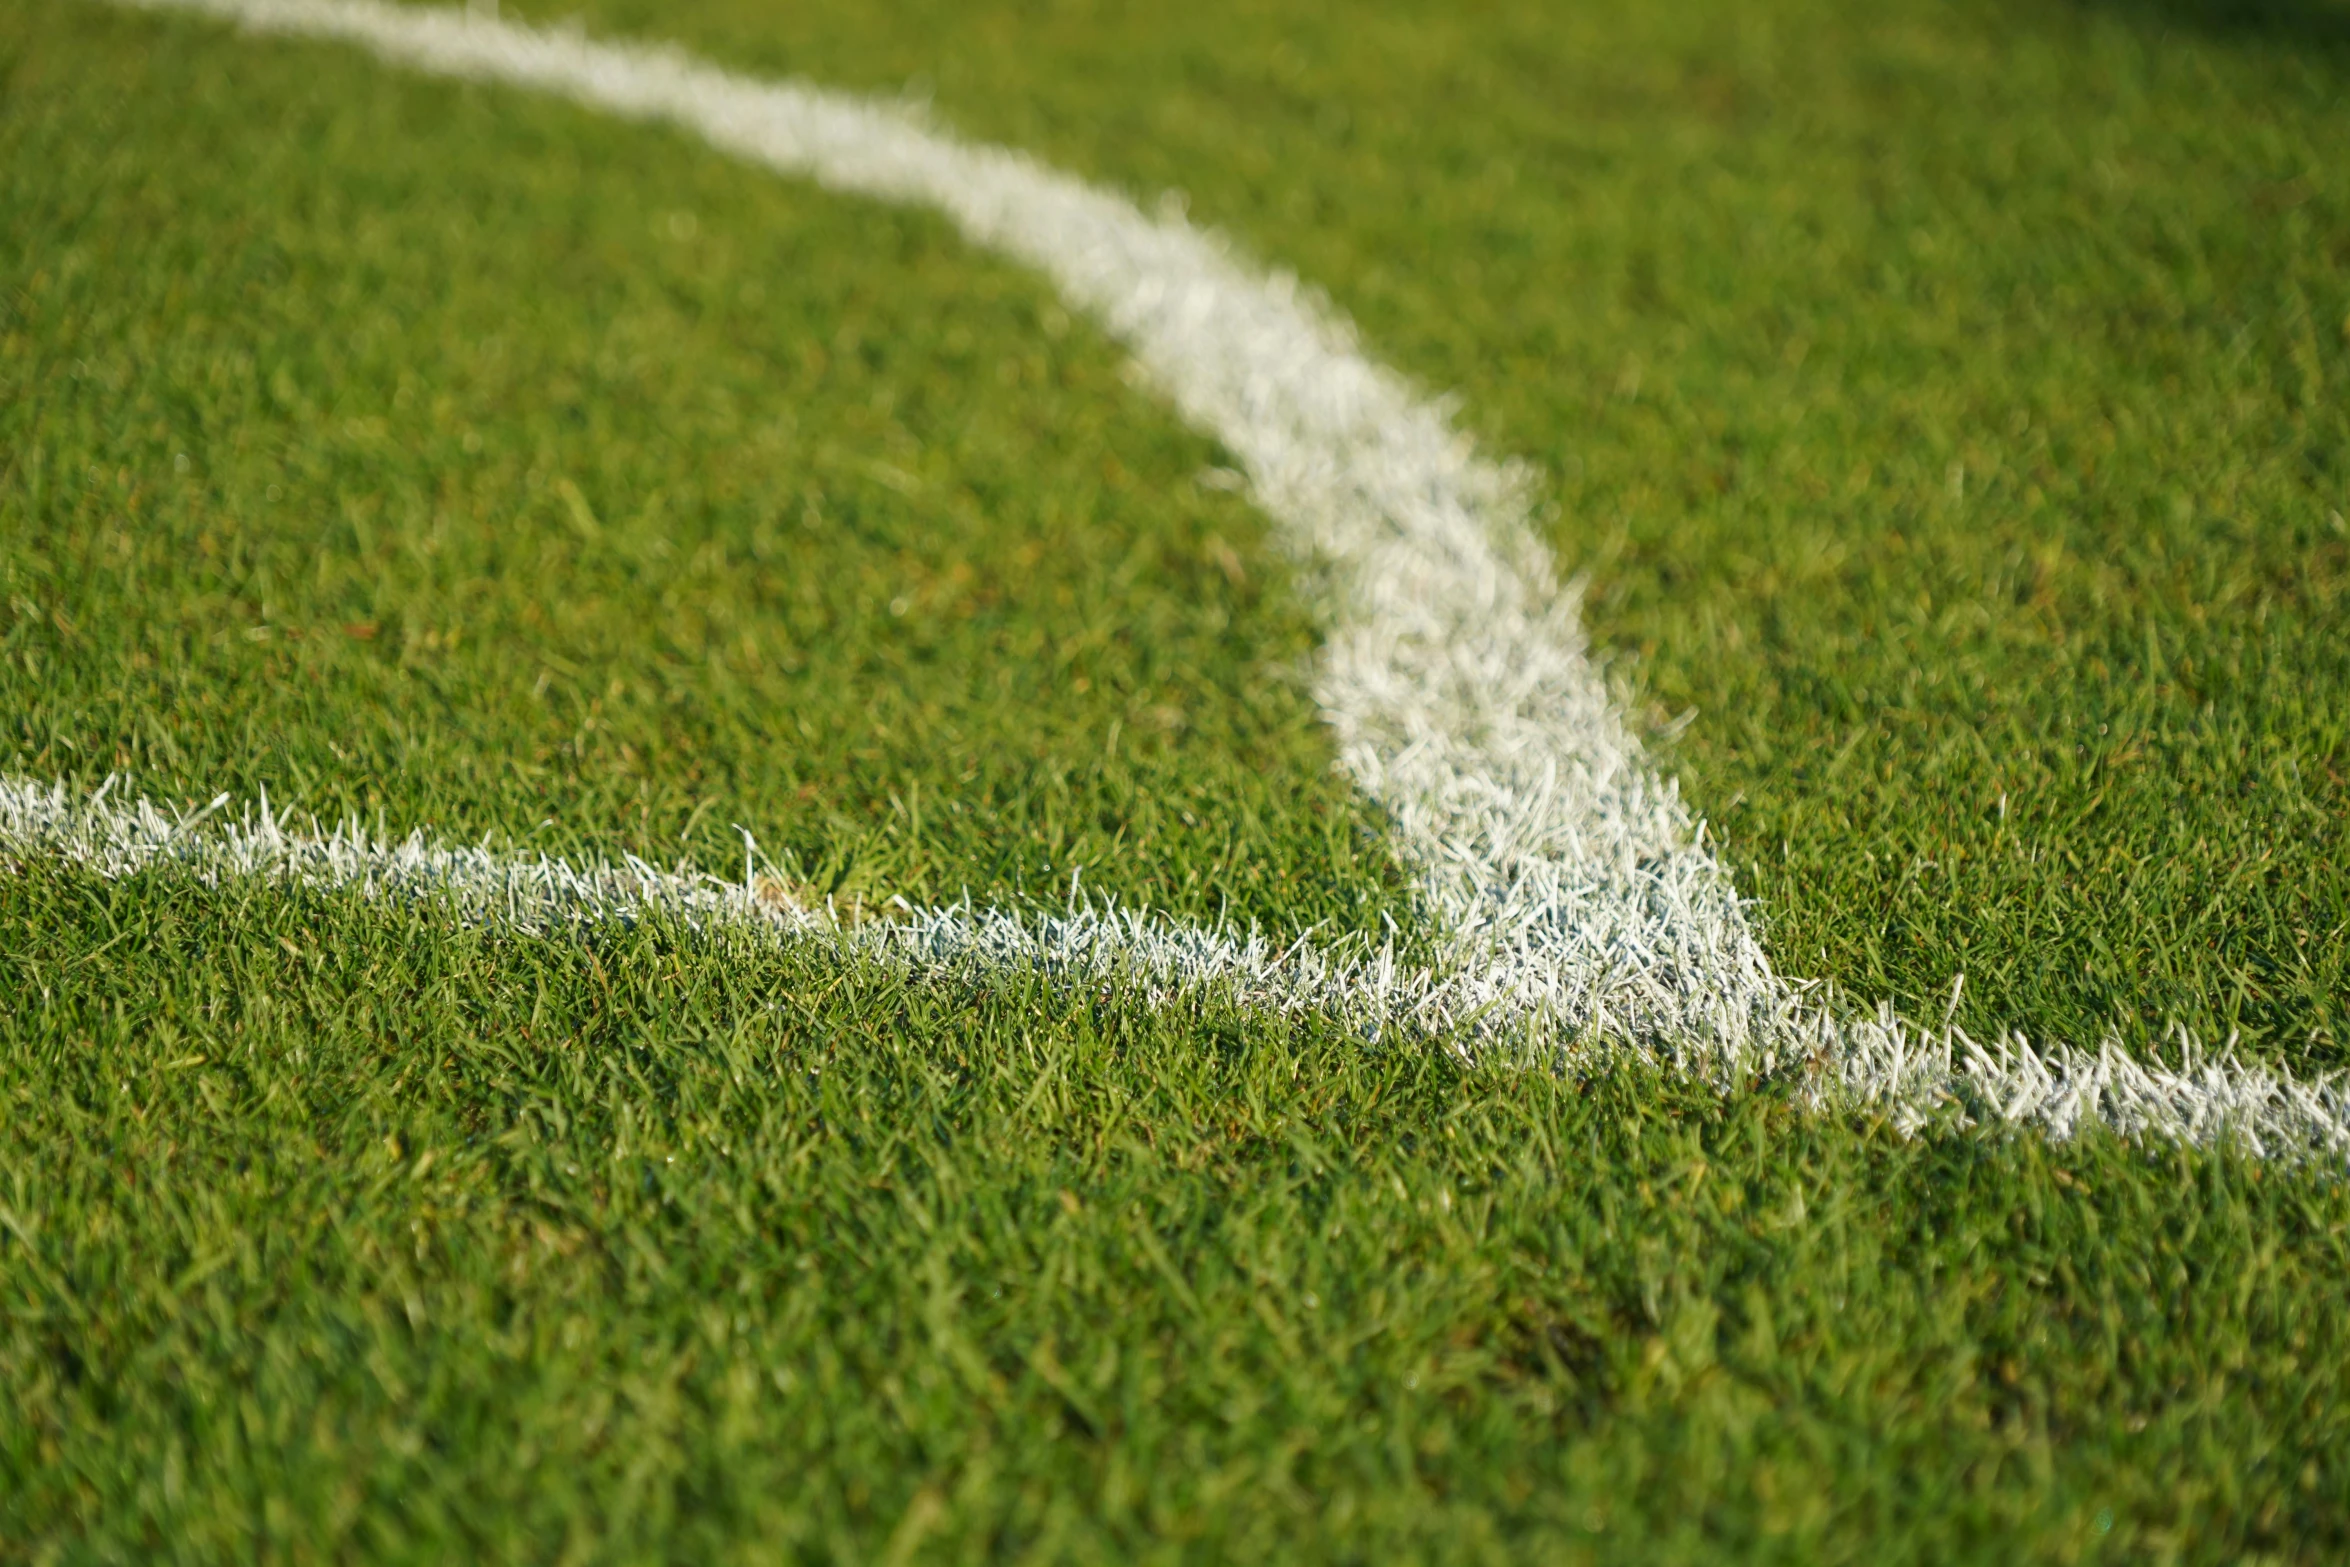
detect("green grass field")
(4, 0), (2348, 1560)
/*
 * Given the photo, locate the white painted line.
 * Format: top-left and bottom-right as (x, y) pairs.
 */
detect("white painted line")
(0, 773), (1480, 1042)
(51, 0), (2350, 1162)
(12, 772), (2347, 1161)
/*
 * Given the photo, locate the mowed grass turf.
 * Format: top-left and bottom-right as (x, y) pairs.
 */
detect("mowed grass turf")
(6, 860), (2350, 1563)
(4, 1), (2350, 1563)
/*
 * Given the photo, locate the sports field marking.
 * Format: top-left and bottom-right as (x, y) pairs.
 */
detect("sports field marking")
(13, 771), (2350, 1159)
(57, 0), (2350, 1161)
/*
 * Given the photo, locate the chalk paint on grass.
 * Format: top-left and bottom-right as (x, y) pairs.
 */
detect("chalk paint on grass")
(45, 0), (2350, 1164)
(13, 769), (2349, 1163)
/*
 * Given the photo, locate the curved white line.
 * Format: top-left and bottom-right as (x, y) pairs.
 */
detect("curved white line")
(47, 0), (2350, 1163)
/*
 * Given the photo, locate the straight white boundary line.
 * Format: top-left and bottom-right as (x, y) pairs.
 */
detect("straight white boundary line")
(43, 0), (2350, 1163)
(0, 774), (1464, 1036)
(10, 773), (2347, 1162)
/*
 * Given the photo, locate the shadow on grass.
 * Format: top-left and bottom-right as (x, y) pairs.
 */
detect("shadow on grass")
(2067, 0), (2350, 51)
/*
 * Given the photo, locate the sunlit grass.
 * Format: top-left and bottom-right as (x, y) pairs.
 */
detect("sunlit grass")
(4, 1), (2349, 1560)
